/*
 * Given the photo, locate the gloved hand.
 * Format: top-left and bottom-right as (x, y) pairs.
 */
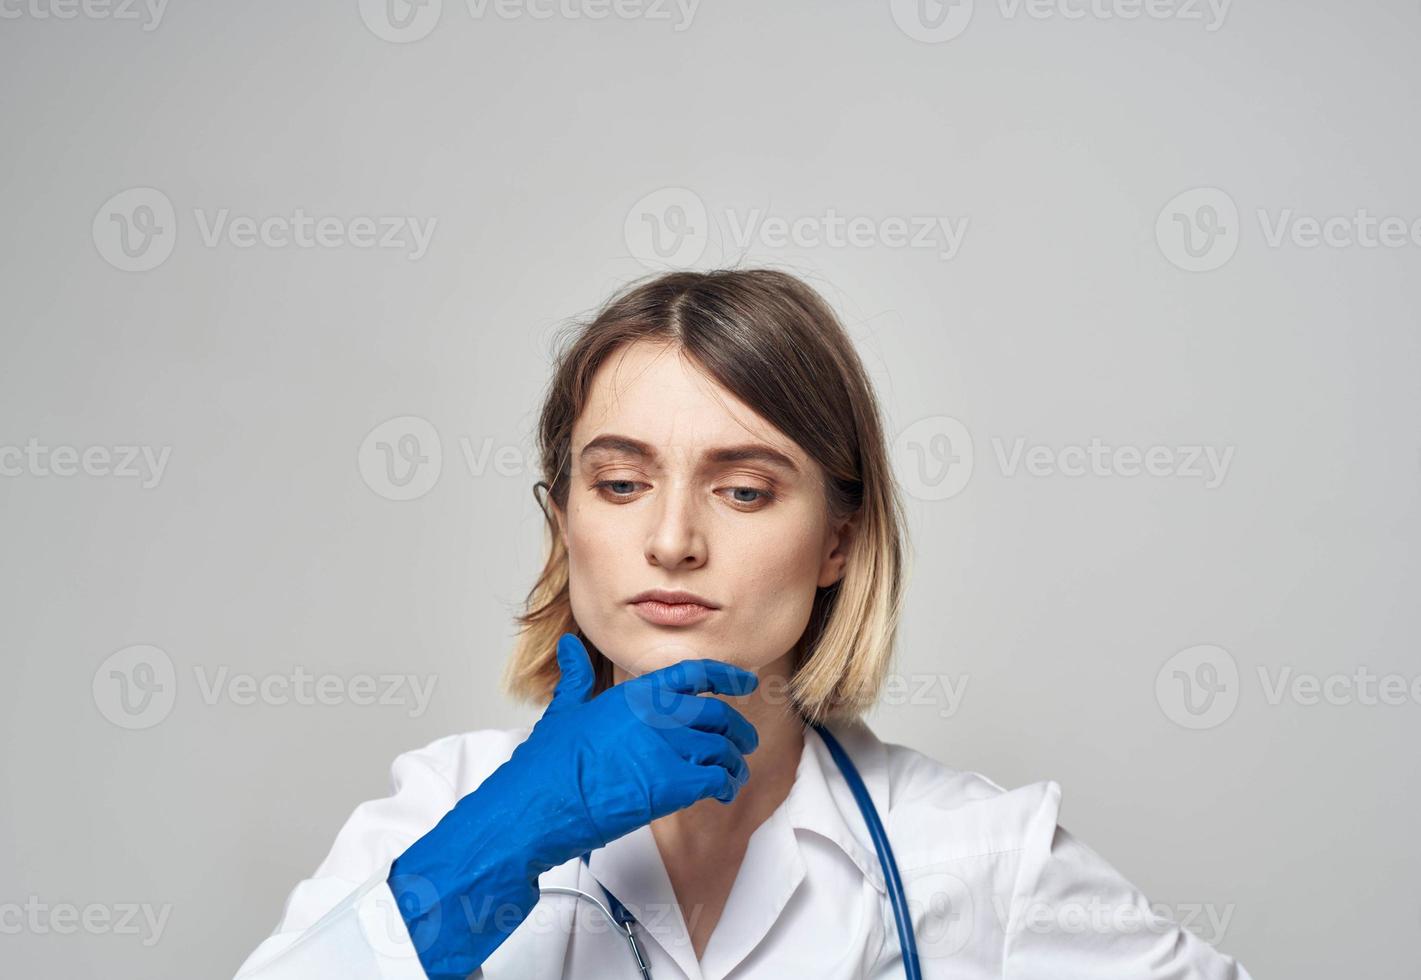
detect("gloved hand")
(387, 632), (760, 979)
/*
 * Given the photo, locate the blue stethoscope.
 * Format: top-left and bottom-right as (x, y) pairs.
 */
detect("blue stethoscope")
(538, 721), (922, 979)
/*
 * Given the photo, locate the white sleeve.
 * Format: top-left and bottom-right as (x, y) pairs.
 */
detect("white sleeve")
(232, 733), (483, 980)
(1002, 799), (1254, 980)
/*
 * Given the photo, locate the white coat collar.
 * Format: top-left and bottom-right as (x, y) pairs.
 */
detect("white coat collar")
(788, 716), (891, 895)
(575, 715), (892, 980)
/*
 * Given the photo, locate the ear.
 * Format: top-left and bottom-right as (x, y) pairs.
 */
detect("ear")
(537, 480), (571, 551)
(817, 511), (859, 589)
(550, 498), (568, 550)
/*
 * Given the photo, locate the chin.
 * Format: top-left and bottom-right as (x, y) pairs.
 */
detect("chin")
(629, 640), (708, 672)
(595, 635), (717, 680)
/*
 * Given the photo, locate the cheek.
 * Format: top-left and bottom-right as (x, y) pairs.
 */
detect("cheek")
(562, 503), (648, 655)
(564, 517), (614, 615)
(720, 523), (825, 645)
(563, 498), (618, 567)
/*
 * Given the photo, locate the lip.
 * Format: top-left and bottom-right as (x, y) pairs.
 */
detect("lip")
(630, 600), (717, 627)
(628, 589), (721, 609)
(627, 589), (721, 628)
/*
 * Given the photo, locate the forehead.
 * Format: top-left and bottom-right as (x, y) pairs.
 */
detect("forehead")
(573, 341), (804, 464)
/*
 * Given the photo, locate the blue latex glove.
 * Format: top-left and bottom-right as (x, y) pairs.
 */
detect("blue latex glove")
(387, 632), (760, 979)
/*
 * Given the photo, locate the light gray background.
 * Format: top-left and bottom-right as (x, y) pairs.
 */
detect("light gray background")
(2, 1), (1417, 977)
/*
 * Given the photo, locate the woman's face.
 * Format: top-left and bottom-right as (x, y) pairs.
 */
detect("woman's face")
(551, 340), (855, 681)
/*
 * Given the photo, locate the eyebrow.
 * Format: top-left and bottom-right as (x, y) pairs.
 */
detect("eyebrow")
(578, 433), (802, 475)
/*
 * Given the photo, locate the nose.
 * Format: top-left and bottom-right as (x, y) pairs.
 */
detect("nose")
(643, 482), (707, 570)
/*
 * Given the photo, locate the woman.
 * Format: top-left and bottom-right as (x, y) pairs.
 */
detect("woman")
(234, 270), (1254, 979)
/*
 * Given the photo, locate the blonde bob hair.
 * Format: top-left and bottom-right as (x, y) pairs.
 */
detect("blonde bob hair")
(502, 268), (911, 724)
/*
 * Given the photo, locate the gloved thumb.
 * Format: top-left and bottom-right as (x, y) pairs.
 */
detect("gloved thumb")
(547, 632), (595, 714)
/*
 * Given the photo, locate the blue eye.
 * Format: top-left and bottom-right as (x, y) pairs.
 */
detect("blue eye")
(595, 480), (641, 498)
(722, 486), (778, 508)
(592, 480), (777, 509)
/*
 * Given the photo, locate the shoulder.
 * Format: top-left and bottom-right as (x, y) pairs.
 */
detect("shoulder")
(869, 730), (1254, 976)
(858, 726), (1063, 871)
(387, 725), (535, 797)
(312, 727), (534, 875)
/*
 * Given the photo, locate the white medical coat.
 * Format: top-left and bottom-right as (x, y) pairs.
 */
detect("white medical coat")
(232, 719), (1254, 979)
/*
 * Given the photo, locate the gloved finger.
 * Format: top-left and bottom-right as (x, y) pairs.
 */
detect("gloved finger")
(689, 760), (742, 805)
(662, 726), (750, 784)
(679, 696), (759, 757)
(642, 658), (759, 699)
(545, 633), (595, 714)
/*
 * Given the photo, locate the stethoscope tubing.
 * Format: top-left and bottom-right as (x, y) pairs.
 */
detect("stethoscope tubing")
(810, 721), (922, 980)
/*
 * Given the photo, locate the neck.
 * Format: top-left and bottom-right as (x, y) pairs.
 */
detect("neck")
(612, 646), (807, 856)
